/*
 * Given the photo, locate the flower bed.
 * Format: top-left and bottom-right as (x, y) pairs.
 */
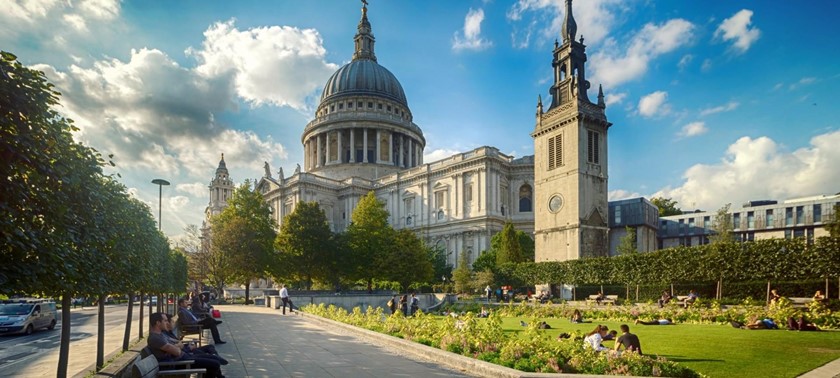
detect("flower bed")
(303, 303), (702, 377)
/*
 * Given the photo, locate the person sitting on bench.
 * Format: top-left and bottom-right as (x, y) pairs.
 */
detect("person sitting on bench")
(148, 312), (224, 378)
(178, 298), (226, 344)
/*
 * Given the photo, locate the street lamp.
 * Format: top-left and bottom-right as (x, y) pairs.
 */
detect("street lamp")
(151, 179), (170, 231)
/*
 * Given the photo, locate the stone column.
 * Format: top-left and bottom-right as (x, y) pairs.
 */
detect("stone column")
(388, 132), (394, 165)
(477, 168), (483, 212)
(410, 139), (414, 167)
(363, 128), (368, 163)
(316, 134), (323, 168)
(397, 134), (405, 167)
(349, 128), (355, 163)
(337, 129), (343, 164)
(376, 130), (381, 163)
(325, 132), (331, 165)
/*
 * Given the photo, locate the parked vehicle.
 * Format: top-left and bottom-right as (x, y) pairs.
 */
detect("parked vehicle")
(0, 299), (57, 335)
(146, 296), (158, 306)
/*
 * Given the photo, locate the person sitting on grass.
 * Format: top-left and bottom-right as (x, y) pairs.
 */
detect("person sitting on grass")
(477, 306), (490, 318)
(788, 316), (819, 331)
(570, 309), (591, 323)
(635, 318), (674, 325)
(602, 329), (618, 341)
(614, 324), (643, 355)
(583, 325), (610, 352)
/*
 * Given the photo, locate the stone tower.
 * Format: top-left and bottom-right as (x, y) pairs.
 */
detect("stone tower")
(531, 0), (611, 262)
(205, 153), (235, 220)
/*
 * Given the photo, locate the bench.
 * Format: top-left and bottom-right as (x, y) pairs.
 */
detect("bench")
(132, 354), (206, 378)
(586, 295), (618, 305)
(787, 297), (813, 308)
(173, 315), (204, 347)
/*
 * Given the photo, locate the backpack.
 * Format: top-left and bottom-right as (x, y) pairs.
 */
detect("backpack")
(387, 299), (394, 307)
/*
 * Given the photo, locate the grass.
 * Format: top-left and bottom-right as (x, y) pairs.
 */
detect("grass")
(497, 316), (840, 378)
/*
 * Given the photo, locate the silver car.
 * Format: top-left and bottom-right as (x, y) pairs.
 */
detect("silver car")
(0, 300), (57, 335)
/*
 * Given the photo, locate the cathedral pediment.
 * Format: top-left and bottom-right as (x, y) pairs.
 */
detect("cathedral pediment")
(582, 207), (607, 227)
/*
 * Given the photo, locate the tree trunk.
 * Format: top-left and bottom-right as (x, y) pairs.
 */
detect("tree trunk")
(96, 294), (105, 370)
(826, 278), (830, 299)
(123, 292), (134, 351)
(138, 292), (144, 340)
(635, 285), (639, 301)
(367, 278), (373, 294)
(670, 283), (674, 297)
(245, 282), (251, 305)
(57, 295), (71, 378)
(625, 285), (629, 301)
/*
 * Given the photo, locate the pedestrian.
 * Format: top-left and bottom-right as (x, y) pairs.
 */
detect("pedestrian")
(410, 293), (420, 316)
(484, 285), (492, 302)
(400, 294), (408, 316)
(388, 295), (397, 315)
(279, 284), (294, 315)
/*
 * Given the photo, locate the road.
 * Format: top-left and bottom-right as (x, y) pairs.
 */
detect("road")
(0, 303), (157, 377)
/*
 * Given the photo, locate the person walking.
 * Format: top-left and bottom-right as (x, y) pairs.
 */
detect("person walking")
(388, 295), (398, 315)
(280, 284), (294, 315)
(410, 293), (420, 316)
(485, 285), (492, 302)
(399, 294), (408, 316)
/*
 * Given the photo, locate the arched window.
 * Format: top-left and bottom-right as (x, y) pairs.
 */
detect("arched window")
(519, 184), (532, 212)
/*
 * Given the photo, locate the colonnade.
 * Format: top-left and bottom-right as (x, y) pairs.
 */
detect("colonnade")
(304, 128), (424, 170)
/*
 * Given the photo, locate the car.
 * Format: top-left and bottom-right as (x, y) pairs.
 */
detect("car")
(0, 299), (57, 336)
(145, 296), (158, 306)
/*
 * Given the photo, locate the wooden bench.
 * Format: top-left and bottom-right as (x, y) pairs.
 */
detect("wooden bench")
(787, 297), (813, 308)
(173, 315), (204, 347)
(131, 354), (206, 378)
(586, 295), (618, 305)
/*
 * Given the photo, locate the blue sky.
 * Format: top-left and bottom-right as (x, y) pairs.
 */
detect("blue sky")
(3, 0), (839, 239)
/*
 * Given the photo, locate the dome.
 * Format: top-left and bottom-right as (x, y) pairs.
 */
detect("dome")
(320, 59), (408, 107)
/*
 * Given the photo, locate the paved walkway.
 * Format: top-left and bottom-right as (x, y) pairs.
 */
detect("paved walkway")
(205, 304), (473, 378)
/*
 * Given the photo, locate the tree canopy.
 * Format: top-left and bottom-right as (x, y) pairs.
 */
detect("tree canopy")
(651, 197), (682, 217)
(274, 201), (335, 290)
(346, 191), (394, 291)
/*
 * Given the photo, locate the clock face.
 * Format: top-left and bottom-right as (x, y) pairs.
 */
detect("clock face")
(549, 194), (563, 213)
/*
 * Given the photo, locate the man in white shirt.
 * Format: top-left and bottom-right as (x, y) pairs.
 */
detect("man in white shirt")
(279, 284), (294, 315)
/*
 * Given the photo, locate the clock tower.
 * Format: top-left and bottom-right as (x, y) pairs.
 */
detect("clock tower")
(531, 0), (611, 262)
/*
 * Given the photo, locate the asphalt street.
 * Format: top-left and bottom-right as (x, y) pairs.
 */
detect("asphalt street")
(0, 303), (150, 377)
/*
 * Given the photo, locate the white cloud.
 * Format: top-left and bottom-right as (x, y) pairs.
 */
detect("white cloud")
(177, 182), (209, 198)
(605, 92), (626, 106)
(678, 54), (693, 70)
(424, 148), (464, 164)
(590, 19), (695, 88)
(678, 122), (708, 138)
(773, 83), (784, 91)
(699, 101), (739, 116)
(701, 59), (712, 72)
(714, 9), (761, 54)
(1, 0), (120, 42)
(654, 130), (840, 212)
(506, 0), (624, 47)
(188, 20), (338, 111)
(638, 91), (669, 117)
(452, 8), (493, 51)
(789, 77), (816, 90)
(609, 189), (642, 201)
(169, 196), (191, 211)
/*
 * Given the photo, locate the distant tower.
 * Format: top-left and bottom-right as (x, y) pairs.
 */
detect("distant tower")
(531, 0), (612, 262)
(205, 153), (234, 220)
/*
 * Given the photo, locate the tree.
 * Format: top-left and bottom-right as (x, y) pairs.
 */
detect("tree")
(826, 203), (840, 238)
(346, 191), (394, 292)
(381, 229), (434, 291)
(210, 180), (276, 305)
(709, 203), (735, 245)
(472, 249), (497, 273)
(616, 226), (638, 255)
(452, 253), (473, 294)
(274, 201), (335, 290)
(496, 222), (524, 265)
(427, 244), (452, 287)
(651, 197), (682, 217)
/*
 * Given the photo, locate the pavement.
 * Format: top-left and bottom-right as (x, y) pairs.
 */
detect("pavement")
(200, 304), (474, 377)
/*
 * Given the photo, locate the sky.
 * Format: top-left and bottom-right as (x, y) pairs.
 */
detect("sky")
(3, 0), (840, 240)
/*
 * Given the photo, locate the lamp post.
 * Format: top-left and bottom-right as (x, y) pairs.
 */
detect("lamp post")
(151, 179), (170, 231)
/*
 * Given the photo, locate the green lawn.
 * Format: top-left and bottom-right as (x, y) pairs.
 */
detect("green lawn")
(498, 317), (840, 378)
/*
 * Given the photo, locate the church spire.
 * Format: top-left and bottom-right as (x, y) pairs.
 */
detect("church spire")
(597, 84), (605, 107)
(561, 0), (577, 44)
(352, 0), (377, 62)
